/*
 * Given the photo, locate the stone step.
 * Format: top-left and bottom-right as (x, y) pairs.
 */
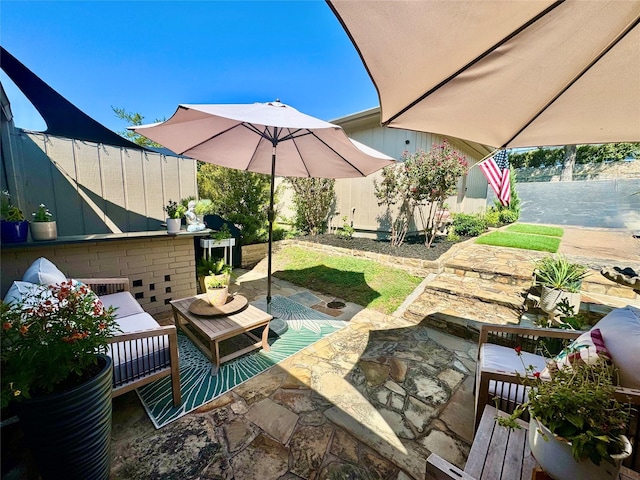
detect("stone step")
(424, 273), (528, 310)
(403, 277), (525, 338)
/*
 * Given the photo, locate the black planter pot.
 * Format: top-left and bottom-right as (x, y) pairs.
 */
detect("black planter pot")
(0, 220), (28, 243)
(17, 354), (113, 480)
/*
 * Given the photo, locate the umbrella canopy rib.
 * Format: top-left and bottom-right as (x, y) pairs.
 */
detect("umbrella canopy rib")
(503, 14), (640, 148)
(308, 131), (366, 177)
(290, 134), (313, 178)
(181, 122), (245, 156)
(383, 0), (564, 127)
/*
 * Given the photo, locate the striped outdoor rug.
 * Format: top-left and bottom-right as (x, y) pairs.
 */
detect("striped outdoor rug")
(137, 295), (348, 429)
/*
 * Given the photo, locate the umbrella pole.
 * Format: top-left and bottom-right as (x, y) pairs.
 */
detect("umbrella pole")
(267, 149), (276, 315)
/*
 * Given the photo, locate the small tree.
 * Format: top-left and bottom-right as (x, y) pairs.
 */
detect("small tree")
(287, 177), (335, 235)
(198, 164), (271, 245)
(375, 140), (468, 247)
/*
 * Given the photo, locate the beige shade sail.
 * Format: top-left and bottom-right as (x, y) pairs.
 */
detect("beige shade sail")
(328, 0), (640, 149)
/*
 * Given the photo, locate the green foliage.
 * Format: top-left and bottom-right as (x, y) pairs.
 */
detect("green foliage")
(198, 164), (271, 245)
(533, 254), (590, 292)
(335, 216), (355, 240)
(196, 257), (231, 279)
(534, 299), (589, 330)
(287, 177), (335, 235)
(205, 276), (227, 289)
(163, 200), (186, 219)
(1, 191), (25, 221)
(32, 203), (54, 222)
(484, 209), (501, 227)
(210, 224), (232, 241)
(451, 213), (487, 237)
(475, 231), (560, 252)
(508, 143), (639, 168)
(1, 282), (119, 408)
(498, 209), (519, 224)
(194, 199), (214, 216)
(497, 350), (631, 466)
(375, 140), (468, 247)
(490, 170), (520, 225)
(112, 107), (165, 147)
(446, 230), (460, 242)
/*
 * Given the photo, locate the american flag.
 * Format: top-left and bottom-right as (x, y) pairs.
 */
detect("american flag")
(479, 150), (510, 206)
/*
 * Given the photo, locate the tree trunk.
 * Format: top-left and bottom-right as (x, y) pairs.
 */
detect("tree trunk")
(560, 145), (577, 181)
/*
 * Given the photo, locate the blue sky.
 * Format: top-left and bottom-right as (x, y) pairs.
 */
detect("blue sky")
(1, 1), (379, 135)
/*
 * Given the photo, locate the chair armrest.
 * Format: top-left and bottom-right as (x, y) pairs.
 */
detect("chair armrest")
(427, 453), (476, 480)
(478, 324), (582, 358)
(108, 324), (177, 343)
(76, 278), (130, 294)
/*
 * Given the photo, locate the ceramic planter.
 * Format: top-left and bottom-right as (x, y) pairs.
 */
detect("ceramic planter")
(17, 354), (113, 480)
(206, 285), (229, 306)
(1, 220), (28, 243)
(166, 218), (181, 234)
(529, 417), (631, 480)
(30, 221), (57, 241)
(539, 285), (581, 316)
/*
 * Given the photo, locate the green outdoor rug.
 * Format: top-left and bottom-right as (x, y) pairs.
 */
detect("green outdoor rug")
(137, 295), (348, 429)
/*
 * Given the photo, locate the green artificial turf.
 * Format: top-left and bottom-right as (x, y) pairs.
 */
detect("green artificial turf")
(475, 231), (561, 252)
(505, 223), (564, 237)
(272, 246), (421, 314)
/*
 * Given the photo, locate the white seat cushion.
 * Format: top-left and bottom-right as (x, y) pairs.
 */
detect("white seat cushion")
(99, 292), (145, 319)
(21, 257), (66, 286)
(479, 343), (549, 404)
(593, 305), (640, 389)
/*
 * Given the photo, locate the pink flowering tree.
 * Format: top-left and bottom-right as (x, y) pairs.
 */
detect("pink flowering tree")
(375, 140), (468, 247)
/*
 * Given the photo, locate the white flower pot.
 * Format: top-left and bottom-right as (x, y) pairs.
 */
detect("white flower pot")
(166, 218), (181, 234)
(529, 417), (631, 480)
(30, 221), (57, 241)
(539, 286), (581, 316)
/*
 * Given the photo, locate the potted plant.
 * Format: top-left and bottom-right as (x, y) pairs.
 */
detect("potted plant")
(1, 190), (28, 243)
(533, 254), (589, 316)
(30, 203), (57, 241)
(205, 275), (229, 307)
(1, 281), (120, 479)
(164, 199), (186, 234)
(197, 256), (232, 292)
(498, 348), (632, 480)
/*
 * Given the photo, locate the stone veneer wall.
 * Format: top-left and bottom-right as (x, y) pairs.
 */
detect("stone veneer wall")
(1, 236), (197, 316)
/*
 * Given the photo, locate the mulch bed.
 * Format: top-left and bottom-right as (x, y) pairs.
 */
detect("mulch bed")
(294, 233), (468, 262)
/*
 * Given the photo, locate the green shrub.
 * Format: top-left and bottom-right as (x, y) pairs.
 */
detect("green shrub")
(451, 213), (487, 237)
(484, 209), (502, 227)
(499, 209), (519, 224)
(446, 230), (460, 242)
(287, 177), (335, 235)
(336, 216), (355, 240)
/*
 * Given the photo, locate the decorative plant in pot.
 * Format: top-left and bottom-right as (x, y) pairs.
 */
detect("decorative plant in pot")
(205, 275), (230, 307)
(194, 198), (214, 224)
(533, 254), (590, 316)
(1, 190), (29, 243)
(164, 199), (186, 234)
(1, 281), (120, 479)
(497, 347), (632, 480)
(198, 257), (232, 297)
(30, 203), (57, 241)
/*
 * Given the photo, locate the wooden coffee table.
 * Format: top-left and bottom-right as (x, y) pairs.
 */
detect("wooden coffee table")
(170, 294), (272, 375)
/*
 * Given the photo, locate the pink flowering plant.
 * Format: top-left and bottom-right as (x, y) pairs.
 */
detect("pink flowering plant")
(497, 346), (631, 466)
(1, 281), (119, 408)
(374, 140), (468, 247)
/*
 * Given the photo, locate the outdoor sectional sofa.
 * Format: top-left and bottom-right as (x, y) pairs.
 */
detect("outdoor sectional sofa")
(5, 258), (181, 407)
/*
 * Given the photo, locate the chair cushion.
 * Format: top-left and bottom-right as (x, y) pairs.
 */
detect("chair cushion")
(99, 292), (145, 318)
(592, 305), (640, 389)
(109, 312), (170, 386)
(479, 343), (548, 404)
(3, 281), (51, 306)
(21, 257), (66, 286)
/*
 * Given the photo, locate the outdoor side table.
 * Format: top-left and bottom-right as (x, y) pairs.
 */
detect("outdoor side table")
(200, 237), (236, 266)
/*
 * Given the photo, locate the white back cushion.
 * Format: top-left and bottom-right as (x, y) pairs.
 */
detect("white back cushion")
(593, 305), (640, 389)
(3, 281), (51, 306)
(22, 257), (66, 285)
(100, 292), (145, 318)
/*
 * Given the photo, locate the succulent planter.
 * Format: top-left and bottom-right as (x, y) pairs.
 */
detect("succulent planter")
(30, 221), (57, 241)
(529, 417), (631, 480)
(206, 285), (229, 307)
(1, 220), (29, 243)
(539, 285), (581, 316)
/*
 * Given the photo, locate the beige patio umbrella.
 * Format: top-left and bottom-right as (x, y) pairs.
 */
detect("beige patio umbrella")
(328, 0), (640, 148)
(132, 101), (394, 313)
